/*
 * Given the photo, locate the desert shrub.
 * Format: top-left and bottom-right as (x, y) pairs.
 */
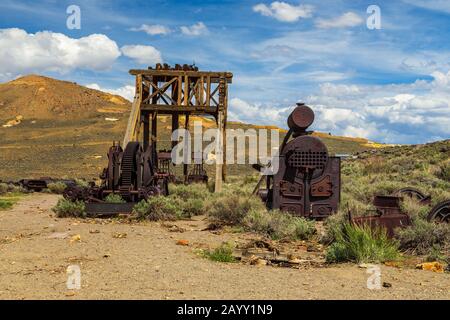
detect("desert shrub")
(426, 245), (447, 262)
(104, 193), (126, 204)
(179, 198), (204, 218)
(0, 199), (15, 210)
(52, 199), (86, 218)
(6, 184), (27, 194)
(47, 182), (67, 194)
(326, 223), (400, 263)
(320, 211), (348, 244)
(169, 183), (210, 201)
(202, 242), (236, 263)
(207, 193), (266, 225)
(243, 209), (316, 240)
(132, 196), (181, 221)
(437, 162), (450, 182)
(75, 178), (89, 188)
(396, 219), (450, 255)
(400, 197), (430, 221)
(243, 174), (259, 185)
(0, 183), (8, 195)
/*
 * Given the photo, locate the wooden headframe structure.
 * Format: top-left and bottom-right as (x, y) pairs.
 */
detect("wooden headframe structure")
(123, 64), (233, 192)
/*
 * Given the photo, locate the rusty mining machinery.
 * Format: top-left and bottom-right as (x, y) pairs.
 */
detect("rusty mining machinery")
(64, 141), (168, 215)
(255, 103), (341, 219)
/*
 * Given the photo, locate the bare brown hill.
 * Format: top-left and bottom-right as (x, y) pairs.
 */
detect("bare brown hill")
(0, 75), (130, 120)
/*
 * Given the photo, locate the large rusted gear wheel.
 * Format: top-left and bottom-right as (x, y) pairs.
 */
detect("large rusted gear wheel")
(63, 185), (89, 202)
(427, 200), (450, 223)
(394, 187), (427, 201)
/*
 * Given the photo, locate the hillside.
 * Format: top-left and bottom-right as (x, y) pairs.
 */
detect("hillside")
(0, 75), (383, 180)
(0, 75), (130, 121)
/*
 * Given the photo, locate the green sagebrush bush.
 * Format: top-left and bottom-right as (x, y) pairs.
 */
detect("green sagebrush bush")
(206, 193), (266, 225)
(52, 198), (86, 218)
(132, 196), (181, 221)
(243, 209), (316, 241)
(104, 193), (126, 204)
(47, 182), (67, 194)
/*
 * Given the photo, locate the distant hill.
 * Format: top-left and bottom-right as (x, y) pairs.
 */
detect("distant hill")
(0, 75), (385, 180)
(0, 75), (130, 120)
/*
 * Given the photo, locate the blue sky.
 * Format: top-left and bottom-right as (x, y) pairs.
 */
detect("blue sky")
(0, 0), (449, 144)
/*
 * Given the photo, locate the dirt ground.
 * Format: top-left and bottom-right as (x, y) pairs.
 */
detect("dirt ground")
(0, 194), (448, 300)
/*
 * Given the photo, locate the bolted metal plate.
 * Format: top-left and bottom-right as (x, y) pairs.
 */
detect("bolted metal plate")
(85, 203), (137, 217)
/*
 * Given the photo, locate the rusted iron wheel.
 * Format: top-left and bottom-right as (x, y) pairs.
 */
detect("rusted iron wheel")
(427, 200), (450, 223)
(63, 185), (88, 202)
(394, 187), (427, 201)
(141, 186), (162, 200)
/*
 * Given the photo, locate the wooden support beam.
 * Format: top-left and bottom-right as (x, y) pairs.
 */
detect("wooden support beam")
(215, 110), (224, 193)
(151, 112), (158, 165)
(143, 112), (150, 150)
(183, 114), (190, 183)
(171, 113), (179, 149)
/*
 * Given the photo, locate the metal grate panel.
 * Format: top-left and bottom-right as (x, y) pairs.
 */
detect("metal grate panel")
(287, 151), (327, 170)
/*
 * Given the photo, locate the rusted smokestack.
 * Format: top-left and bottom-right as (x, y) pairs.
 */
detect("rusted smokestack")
(287, 102), (315, 132)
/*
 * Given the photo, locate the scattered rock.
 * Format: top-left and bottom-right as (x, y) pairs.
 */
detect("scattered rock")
(89, 229), (100, 234)
(176, 239), (189, 246)
(112, 232), (127, 239)
(382, 282), (392, 288)
(47, 232), (70, 239)
(416, 262), (444, 273)
(70, 234), (81, 243)
(249, 255), (268, 266)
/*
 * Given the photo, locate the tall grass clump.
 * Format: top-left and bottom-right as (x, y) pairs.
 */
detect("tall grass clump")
(201, 242), (236, 263)
(326, 223), (400, 263)
(52, 199), (86, 218)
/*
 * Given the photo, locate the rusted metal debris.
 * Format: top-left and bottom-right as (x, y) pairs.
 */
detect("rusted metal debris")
(255, 103), (341, 219)
(428, 200), (450, 223)
(0, 178), (77, 192)
(350, 195), (412, 237)
(393, 187), (431, 205)
(350, 187), (449, 237)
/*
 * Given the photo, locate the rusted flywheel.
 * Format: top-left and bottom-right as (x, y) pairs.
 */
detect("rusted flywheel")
(427, 200), (450, 223)
(394, 187), (427, 201)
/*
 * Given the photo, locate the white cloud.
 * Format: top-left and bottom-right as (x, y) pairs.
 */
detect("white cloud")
(120, 45), (163, 65)
(86, 83), (135, 102)
(130, 24), (171, 35)
(0, 28), (121, 78)
(315, 12), (363, 29)
(253, 2), (313, 22)
(180, 22), (209, 36)
(231, 71), (450, 144)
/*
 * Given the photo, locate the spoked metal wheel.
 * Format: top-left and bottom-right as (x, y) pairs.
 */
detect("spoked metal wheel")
(394, 187), (428, 201)
(427, 200), (450, 223)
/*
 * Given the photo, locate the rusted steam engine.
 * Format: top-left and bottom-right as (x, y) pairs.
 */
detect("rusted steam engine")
(256, 103), (340, 219)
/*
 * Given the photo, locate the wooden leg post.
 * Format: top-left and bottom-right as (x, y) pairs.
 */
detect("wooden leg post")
(215, 111), (224, 193)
